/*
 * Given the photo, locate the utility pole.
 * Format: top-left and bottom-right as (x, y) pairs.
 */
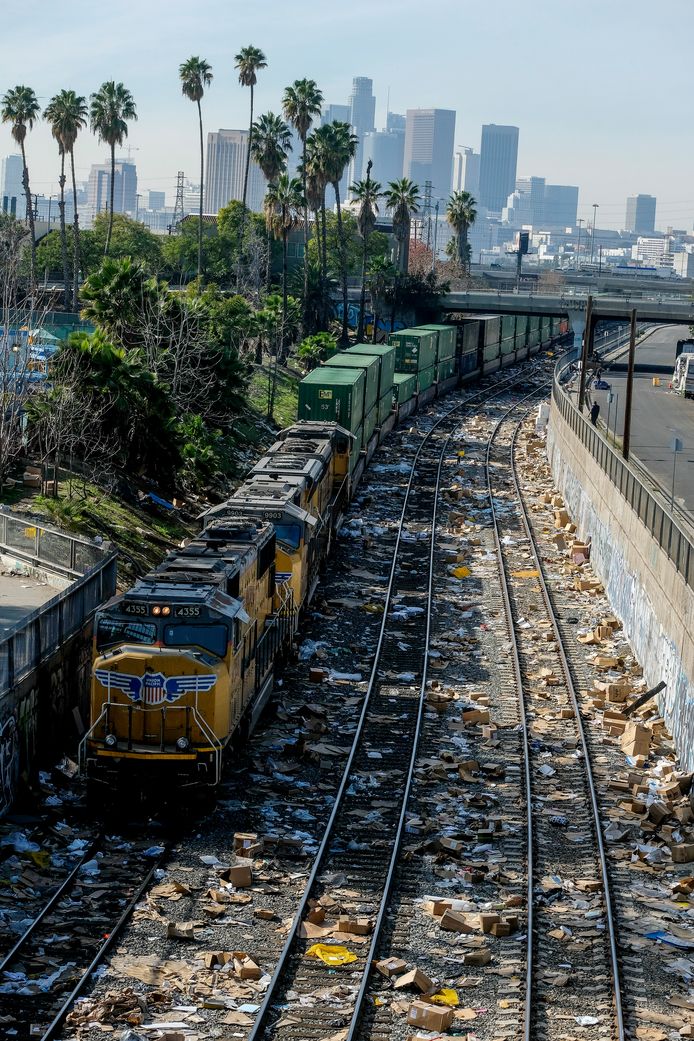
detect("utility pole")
(424, 181), (433, 252)
(431, 200), (439, 272)
(590, 203), (599, 265)
(576, 218), (584, 268)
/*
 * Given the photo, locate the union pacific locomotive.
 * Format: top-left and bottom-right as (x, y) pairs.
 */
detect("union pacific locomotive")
(81, 317), (569, 795)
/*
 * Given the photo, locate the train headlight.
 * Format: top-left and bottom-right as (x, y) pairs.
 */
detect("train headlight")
(176, 737), (190, 752)
(152, 605), (161, 616)
(104, 733), (118, 748)
(162, 606), (171, 616)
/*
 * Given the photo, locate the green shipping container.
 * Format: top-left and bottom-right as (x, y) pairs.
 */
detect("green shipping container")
(500, 337), (516, 356)
(515, 315), (528, 344)
(540, 316), (552, 341)
(419, 323), (457, 361)
(350, 427), (363, 472)
(362, 405), (378, 448)
(329, 352), (379, 413)
(478, 315), (501, 347)
(436, 357), (457, 382)
(460, 321), (481, 354)
(389, 328), (436, 373)
(501, 315), (516, 340)
(377, 392), (392, 426)
(350, 343), (396, 404)
(418, 365), (436, 393)
(298, 366), (365, 434)
(483, 342), (501, 363)
(393, 372), (417, 404)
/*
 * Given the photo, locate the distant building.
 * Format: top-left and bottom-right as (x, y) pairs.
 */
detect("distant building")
(453, 147), (480, 198)
(348, 77), (376, 187)
(86, 159), (137, 217)
(632, 235), (671, 267)
(1, 154), (25, 218)
(674, 248), (694, 278)
(544, 184), (579, 228)
(322, 103), (350, 125)
(148, 190), (166, 211)
(386, 112), (406, 132)
(362, 129), (405, 186)
(625, 194), (656, 235)
(205, 130), (265, 214)
(403, 108), (456, 205)
(478, 124), (519, 214)
(503, 175), (546, 226)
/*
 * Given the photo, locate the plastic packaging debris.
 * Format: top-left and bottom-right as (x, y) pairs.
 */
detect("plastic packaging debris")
(143, 845), (166, 858)
(0, 831), (40, 853)
(429, 988), (460, 1006)
(305, 943), (357, 966)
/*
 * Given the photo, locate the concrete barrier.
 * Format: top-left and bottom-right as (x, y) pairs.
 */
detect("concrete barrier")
(548, 374), (694, 768)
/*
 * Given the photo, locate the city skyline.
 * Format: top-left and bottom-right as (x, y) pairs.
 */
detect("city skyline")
(0, 0), (692, 230)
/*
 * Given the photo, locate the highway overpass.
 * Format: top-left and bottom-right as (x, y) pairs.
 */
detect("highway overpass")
(440, 290), (694, 325)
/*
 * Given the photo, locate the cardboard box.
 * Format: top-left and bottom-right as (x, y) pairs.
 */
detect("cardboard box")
(338, 916), (373, 935)
(620, 722), (651, 758)
(647, 801), (669, 825)
(406, 1002), (454, 1032)
(462, 947), (492, 966)
(490, 921), (511, 937)
(438, 837), (465, 856)
(480, 913), (500, 934)
(375, 957), (407, 978)
(232, 953), (261, 980)
(393, 967), (433, 992)
(439, 909), (473, 933)
(222, 864), (253, 888)
(233, 832), (263, 856)
(671, 843), (694, 864)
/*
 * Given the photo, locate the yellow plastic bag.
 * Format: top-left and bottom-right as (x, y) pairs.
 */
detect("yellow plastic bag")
(511, 569), (539, 579)
(27, 850), (51, 869)
(305, 944), (357, 966)
(430, 988), (459, 1006)
(452, 565), (471, 579)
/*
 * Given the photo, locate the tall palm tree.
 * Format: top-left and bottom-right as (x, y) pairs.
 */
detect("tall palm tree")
(235, 44), (267, 277)
(251, 112), (292, 289)
(1, 86), (41, 286)
(351, 164), (382, 342)
(179, 57), (213, 279)
(43, 94), (71, 307)
(368, 256), (396, 342)
(446, 190), (477, 273)
(264, 174), (304, 356)
(385, 178), (420, 275)
(320, 121), (357, 345)
(42, 91), (88, 311)
(89, 81), (137, 256)
(282, 79), (323, 322)
(304, 129), (330, 284)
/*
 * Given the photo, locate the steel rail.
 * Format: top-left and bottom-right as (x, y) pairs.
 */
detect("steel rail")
(508, 412), (625, 1041)
(246, 362), (551, 1041)
(484, 387), (548, 1041)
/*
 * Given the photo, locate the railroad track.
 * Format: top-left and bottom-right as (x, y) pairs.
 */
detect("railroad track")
(244, 367), (554, 1041)
(0, 834), (167, 1041)
(485, 401), (624, 1040)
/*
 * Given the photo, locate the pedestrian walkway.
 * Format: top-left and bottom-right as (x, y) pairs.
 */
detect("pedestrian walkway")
(0, 570), (56, 629)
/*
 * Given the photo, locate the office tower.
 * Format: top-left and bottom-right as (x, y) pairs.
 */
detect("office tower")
(1, 154), (25, 218)
(205, 130), (265, 214)
(625, 194), (656, 235)
(403, 108), (456, 205)
(361, 129), (405, 186)
(386, 112), (406, 132)
(148, 190), (166, 211)
(453, 146), (480, 197)
(544, 184), (579, 228)
(478, 124), (519, 213)
(321, 103), (350, 125)
(348, 77), (376, 186)
(87, 159), (137, 216)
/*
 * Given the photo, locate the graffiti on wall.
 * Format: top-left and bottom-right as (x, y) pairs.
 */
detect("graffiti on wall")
(0, 715), (19, 813)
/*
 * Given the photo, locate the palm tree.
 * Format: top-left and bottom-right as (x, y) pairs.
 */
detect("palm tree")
(351, 164), (382, 342)
(264, 174), (304, 357)
(304, 129), (330, 284)
(446, 190), (477, 273)
(44, 94), (71, 307)
(89, 82), (137, 256)
(282, 79), (323, 323)
(179, 57), (213, 279)
(235, 45), (267, 275)
(320, 121), (357, 345)
(385, 178), (420, 275)
(42, 91), (88, 311)
(368, 256), (396, 342)
(251, 112), (292, 289)
(1, 86), (41, 286)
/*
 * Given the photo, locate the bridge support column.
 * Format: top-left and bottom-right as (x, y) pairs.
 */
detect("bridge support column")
(576, 296), (594, 414)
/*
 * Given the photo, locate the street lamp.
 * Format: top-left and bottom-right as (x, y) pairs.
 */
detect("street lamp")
(590, 203), (599, 265)
(576, 218), (584, 269)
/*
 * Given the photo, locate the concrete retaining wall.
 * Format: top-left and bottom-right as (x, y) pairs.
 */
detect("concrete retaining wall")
(548, 400), (694, 768)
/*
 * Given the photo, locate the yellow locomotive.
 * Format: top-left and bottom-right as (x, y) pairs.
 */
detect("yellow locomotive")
(81, 422), (354, 793)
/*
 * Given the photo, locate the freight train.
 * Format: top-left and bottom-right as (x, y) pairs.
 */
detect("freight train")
(81, 312), (569, 795)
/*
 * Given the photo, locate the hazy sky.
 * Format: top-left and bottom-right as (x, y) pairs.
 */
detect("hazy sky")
(1, 0), (691, 230)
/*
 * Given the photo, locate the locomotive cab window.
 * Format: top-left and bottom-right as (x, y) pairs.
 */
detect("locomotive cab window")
(97, 618), (158, 650)
(275, 523), (301, 550)
(163, 623), (228, 658)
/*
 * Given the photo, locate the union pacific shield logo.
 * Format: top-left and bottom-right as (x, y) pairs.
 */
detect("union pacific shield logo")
(95, 669), (216, 706)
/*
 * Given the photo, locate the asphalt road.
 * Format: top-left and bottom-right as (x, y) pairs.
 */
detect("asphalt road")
(0, 570), (56, 630)
(593, 325), (694, 512)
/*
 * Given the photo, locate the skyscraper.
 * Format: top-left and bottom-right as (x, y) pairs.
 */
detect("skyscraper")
(86, 159), (137, 216)
(205, 130), (265, 215)
(1, 154), (25, 218)
(453, 147), (480, 197)
(625, 194), (656, 235)
(348, 77), (376, 186)
(361, 129), (405, 186)
(148, 190), (166, 211)
(403, 109), (456, 205)
(321, 103), (350, 125)
(478, 124), (519, 213)
(544, 184), (579, 228)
